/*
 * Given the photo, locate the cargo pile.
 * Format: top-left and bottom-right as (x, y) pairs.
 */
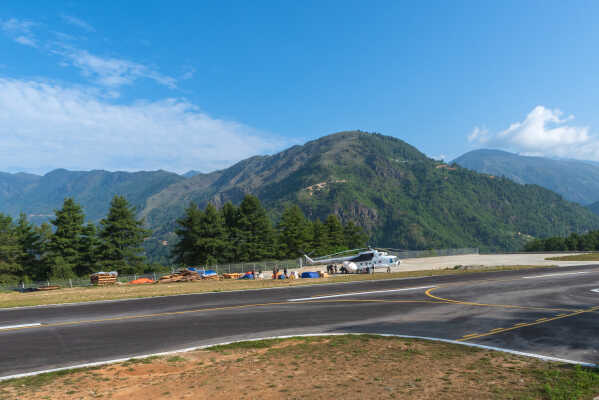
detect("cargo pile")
(223, 273), (244, 279)
(158, 269), (201, 283)
(90, 272), (118, 285)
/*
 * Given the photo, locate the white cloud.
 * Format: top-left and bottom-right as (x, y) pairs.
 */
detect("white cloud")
(0, 78), (282, 174)
(2, 16), (175, 89)
(56, 48), (177, 89)
(60, 14), (95, 32)
(468, 106), (599, 160)
(1, 18), (37, 47)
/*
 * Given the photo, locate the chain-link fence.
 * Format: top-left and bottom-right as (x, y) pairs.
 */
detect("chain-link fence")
(0, 250), (481, 291)
(0, 259), (301, 292)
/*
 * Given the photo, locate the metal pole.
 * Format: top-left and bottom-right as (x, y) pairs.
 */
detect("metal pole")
(69, 278), (72, 288)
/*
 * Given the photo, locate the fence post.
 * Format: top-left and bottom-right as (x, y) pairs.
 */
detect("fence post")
(46, 280), (49, 287)
(69, 278), (72, 288)
(153, 272), (157, 281)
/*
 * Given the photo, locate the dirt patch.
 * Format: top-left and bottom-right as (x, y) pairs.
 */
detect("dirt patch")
(2, 335), (598, 399)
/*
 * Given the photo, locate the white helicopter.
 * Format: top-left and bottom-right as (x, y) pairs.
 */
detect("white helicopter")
(304, 248), (400, 274)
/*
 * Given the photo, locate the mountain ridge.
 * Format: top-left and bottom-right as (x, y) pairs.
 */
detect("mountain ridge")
(141, 131), (599, 252)
(1, 132), (598, 259)
(454, 149), (599, 205)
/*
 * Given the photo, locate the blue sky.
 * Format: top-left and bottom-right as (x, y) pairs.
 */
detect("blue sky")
(1, 1), (598, 174)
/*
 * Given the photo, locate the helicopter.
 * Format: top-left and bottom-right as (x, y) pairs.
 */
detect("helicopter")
(303, 247), (400, 274)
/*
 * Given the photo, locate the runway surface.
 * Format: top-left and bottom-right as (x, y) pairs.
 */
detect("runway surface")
(1, 264), (599, 378)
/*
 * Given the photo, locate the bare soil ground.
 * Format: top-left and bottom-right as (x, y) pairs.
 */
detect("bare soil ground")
(1, 335), (598, 400)
(0, 265), (552, 308)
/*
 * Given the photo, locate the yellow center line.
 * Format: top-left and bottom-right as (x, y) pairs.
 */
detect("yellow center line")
(424, 285), (599, 342)
(0, 299), (444, 333)
(424, 287), (573, 313)
(457, 308), (596, 342)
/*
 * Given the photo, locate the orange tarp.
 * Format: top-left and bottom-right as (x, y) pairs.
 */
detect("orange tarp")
(129, 278), (155, 284)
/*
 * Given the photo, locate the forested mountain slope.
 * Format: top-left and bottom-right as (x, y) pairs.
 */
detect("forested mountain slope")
(0, 169), (184, 223)
(142, 131), (599, 251)
(454, 149), (599, 205)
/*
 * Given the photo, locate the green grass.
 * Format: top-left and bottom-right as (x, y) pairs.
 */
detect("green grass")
(534, 365), (599, 399)
(166, 356), (186, 363)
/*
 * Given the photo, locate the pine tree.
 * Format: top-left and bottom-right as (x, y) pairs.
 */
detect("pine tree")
(310, 218), (327, 257)
(33, 222), (53, 279)
(78, 223), (100, 276)
(0, 214), (23, 283)
(324, 214), (345, 254)
(15, 213), (42, 279)
(221, 202), (240, 263)
(237, 195), (276, 262)
(46, 198), (86, 279)
(173, 203), (204, 265)
(277, 205), (312, 259)
(98, 195), (149, 274)
(343, 221), (368, 249)
(194, 203), (227, 265)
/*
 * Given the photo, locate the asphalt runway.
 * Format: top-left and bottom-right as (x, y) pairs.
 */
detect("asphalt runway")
(1, 264), (599, 379)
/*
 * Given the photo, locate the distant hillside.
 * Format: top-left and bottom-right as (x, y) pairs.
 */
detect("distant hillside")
(0, 169), (185, 223)
(588, 201), (599, 215)
(141, 131), (599, 252)
(454, 149), (599, 205)
(182, 170), (202, 178)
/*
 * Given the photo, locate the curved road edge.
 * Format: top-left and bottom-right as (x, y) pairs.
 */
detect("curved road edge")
(1, 332), (595, 382)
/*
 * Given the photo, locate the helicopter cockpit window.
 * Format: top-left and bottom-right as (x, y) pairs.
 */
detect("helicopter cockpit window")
(352, 252), (375, 262)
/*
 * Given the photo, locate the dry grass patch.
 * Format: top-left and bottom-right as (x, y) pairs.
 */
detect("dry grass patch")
(0, 265), (555, 308)
(546, 253), (599, 262)
(1, 335), (597, 400)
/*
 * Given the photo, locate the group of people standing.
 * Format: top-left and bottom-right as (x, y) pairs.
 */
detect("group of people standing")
(326, 264), (339, 274)
(272, 266), (299, 279)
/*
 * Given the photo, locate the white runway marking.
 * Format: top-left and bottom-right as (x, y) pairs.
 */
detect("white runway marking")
(522, 271), (591, 279)
(591, 289), (599, 293)
(287, 286), (435, 302)
(0, 323), (41, 331)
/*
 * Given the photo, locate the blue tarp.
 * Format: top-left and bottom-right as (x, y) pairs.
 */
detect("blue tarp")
(301, 271), (320, 279)
(202, 269), (217, 276)
(239, 273), (254, 279)
(278, 274), (286, 279)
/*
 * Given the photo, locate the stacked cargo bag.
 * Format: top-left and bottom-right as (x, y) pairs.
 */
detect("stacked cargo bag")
(91, 271), (118, 285)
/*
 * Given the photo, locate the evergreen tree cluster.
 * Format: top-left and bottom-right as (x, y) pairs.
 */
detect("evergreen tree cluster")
(0, 196), (149, 283)
(172, 194), (368, 266)
(523, 231), (599, 252)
